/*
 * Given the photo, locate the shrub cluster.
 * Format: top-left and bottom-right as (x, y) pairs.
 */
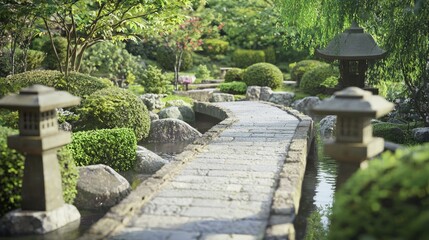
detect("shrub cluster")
(224, 68), (244, 82)
(372, 122), (408, 144)
(195, 64), (211, 81)
(68, 128), (137, 172)
(76, 87), (150, 141)
(139, 65), (173, 94)
(0, 48), (45, 77)
(202, 39), (229, 55)
(329, 143), (429, 239)
(290, 60), (325, 87)
(219, 81), (247, 94)
(156, 46), (193, 71)
(0, 126), (78, 216)
(243, 62), (283, 89)
(41, 37), (67, 70)
(1, 70), (112, 98)
(300, 65), (338, 95)
(232, 49), (265, 68)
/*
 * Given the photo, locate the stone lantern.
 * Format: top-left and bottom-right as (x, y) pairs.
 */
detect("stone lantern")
(0, 85), (81, 235)
(312, 87), (394, 162)
(316, 22), (386, 94)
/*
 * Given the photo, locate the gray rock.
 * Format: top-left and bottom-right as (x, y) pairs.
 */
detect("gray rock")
(319, 115), (336, 140)
(246, 86), (261, 101)
(260, 87), (273, 101)
(59, 121), (72, 132)
(140, 94), (166, 111)
(178, 105), (195, 123)
(158, 106), (183, 120)
(148, 119), (202, 143)
(412, 127), (429, 143)
(149, 111), (159, 121)
(74, 164), (130, 210)
(165, 99), (191, 107)
(292, 96), (321, 116)
(210, 93), (235, 102)
(134, 146), (168, 174)
(268, 92), (295, 106)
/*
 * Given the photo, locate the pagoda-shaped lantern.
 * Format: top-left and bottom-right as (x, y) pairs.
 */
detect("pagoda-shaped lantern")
(316, 22), (386, 94)
(312, 87), (394, 162)
(0, 85), (81, 235)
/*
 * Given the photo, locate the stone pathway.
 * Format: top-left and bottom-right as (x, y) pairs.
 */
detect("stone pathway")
(109, 102), (301, 240)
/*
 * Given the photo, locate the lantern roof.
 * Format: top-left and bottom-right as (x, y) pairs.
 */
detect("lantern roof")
(0, 84), (80, 111)
(312, 87), (394, 118)
(316, 22), (387, 60)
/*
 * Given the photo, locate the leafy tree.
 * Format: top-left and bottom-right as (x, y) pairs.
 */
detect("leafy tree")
(275, 0), (429, 126)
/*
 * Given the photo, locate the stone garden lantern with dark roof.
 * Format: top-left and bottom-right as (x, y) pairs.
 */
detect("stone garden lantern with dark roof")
(316, 22), (386, 94)
(0, 85), (81, 235)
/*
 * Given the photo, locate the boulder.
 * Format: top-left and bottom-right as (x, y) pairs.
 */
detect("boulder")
(246, 86), (261, 101)
(292, 96), (321, 117)
(260, 87), (273, 102)
(148, 119), (202, 143)
(412, 127), (429, 143)
(140, 94), (166, 110)
(319, 115), (337, 140)
(158, 106), (183, 120)
(74, 164), (130, 210)
(134, 146), (168, 174)
(268, 92), (295, 106)
(149, 111), (159, 121)
(178, 105), (195, 123)
(210, 93), (235, 102)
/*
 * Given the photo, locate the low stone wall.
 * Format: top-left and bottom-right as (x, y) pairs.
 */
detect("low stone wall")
(174, 89), (218, 102)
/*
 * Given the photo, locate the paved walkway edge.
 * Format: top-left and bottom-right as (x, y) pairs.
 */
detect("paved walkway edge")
(79, 102), (237, 240)
(263, 103), (314, 240)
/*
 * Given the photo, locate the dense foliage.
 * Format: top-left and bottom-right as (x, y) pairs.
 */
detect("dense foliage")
(300, 65), (338, 95)
(219, 81), (247, 94)
(232, 49), (265, 68)
(0, 48), (45, 77)
(202, 39), (229, 55)
(0, 70), (112, 98)
(76, 87), (150, 141)
(224, 68), (244, 82)
(329, 143), (429, 239)
(41, 37), (67, 71)
(68, 128), (137, 172)
(139, 65), (173, 94)
(243, 63), (283, 89)
(156, 46), (193, 71)
(0, 126), (78, 216)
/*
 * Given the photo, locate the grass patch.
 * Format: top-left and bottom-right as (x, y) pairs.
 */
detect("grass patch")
(161, 94), (194, 105)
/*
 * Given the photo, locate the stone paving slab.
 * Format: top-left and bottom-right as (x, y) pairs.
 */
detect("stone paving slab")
(81, 101), (314, 240)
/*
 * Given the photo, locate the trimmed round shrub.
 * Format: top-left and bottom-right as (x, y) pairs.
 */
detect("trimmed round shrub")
(41, 37), (67, 70)
(373, 122), (407, 144)
(300, 65), (338, 95)
(243, 63), (283, 89)
(290, 60), (325, 87)
(224, 68), (244, 83)
(68, 128), (137, 172)
(77, 87), (150, 141)
(156, 46), (193, 71)
(0, 126), (78, 216)
(202, 39), (229, 55)
(329, 143), (429, 239)
(232, 49), (265, 68)
(1, 70), (112, 98)
(219, 81), (247, 94)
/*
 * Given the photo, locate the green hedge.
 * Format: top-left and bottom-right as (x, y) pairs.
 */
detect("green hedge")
(156, 46), (193, 71)
(76, 87), (150, 141)
(290, 60), (325, 87)
(68, 128), (137, 172)
(0, 70), (112, 98)
(243, 62), (283, 89)
(202, 39), (229, 55)
(300, 65), (338, 95)
(0, 126), (78, 216)
(219, 81), (247, 94)
(224, 68), (244, 82)
(372, 122), (409, 144)
(329, 143), (429, 239)
(232, 49), (265, 68)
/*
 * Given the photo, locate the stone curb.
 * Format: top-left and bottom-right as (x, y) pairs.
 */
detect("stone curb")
(78, 102), (237, 240)
(262, 102), (315, 240)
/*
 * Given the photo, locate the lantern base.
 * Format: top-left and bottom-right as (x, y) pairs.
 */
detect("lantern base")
(324, 137), (384, 162)
(0, 204), (80, 235)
